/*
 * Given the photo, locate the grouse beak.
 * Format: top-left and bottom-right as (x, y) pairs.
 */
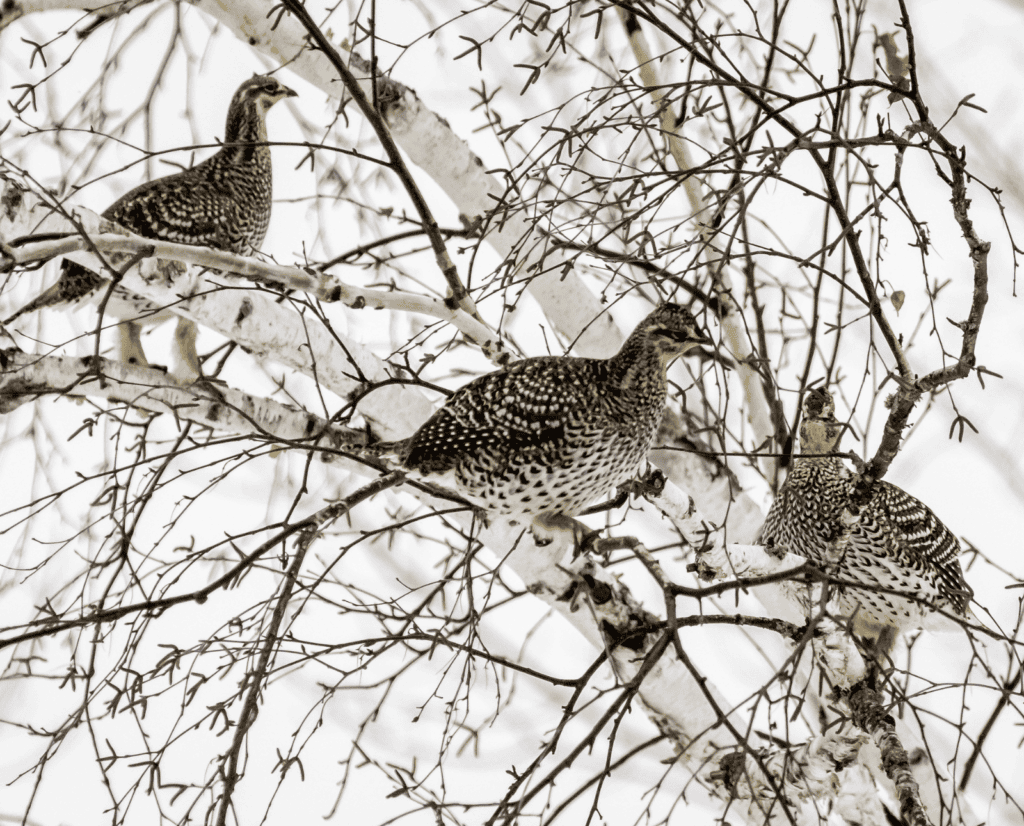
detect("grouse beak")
(678, 324), (730, 369)
(690, 325), (712, 346)
(676, 325), (711, 353)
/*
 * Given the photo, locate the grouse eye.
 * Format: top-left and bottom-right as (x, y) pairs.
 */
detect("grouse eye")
(655, 326), (698, 344)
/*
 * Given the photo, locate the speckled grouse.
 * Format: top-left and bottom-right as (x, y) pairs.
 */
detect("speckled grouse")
(376, 303), (709, 536)
(3, 74), (297, 379)
(760, 387), (974, 639)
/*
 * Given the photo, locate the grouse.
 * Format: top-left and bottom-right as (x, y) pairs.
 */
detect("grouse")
(3, 74), (297, 380)
(372, 303), (710, 539)
(760, 387), (974, 642)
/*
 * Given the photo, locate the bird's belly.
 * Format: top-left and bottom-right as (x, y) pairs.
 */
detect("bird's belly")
(827, 547), (946, 630)
(452, 432), (646, 518)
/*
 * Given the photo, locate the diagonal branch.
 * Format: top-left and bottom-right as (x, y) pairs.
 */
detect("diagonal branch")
(277, 0), (478, 321)
(213, 471), (406, 826)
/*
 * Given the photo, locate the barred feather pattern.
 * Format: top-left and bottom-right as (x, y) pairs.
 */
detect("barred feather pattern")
(4, 75), (296, 325)
(384, 304), (709, 521)
(761, 390), (974, 633)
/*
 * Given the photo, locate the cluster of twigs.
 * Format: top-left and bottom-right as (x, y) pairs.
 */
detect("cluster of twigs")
(0, 2), (1020, 826)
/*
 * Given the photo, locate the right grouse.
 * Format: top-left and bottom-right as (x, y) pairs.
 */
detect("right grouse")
(760, 387), (974, 639)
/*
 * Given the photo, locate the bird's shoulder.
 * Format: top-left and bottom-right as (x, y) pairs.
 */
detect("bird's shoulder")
(401, 356), (607, 473)
(103, 166), (241, 249)
(863, 480), (960, 561)
(464, 355), (606, 408)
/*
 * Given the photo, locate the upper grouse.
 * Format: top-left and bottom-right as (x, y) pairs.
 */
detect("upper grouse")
(3, 74), (297, 380)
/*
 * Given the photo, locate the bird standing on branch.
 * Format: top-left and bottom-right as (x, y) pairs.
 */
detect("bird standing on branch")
(368, 303), (710, 544)
(3, 74), (297, 381)
(760, 387), (975, 647)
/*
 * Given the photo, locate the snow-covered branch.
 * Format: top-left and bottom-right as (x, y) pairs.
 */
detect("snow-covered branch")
(0, 346), (340, 444)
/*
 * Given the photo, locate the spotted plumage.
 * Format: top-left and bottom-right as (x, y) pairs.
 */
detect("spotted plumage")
(4, 75), (297, 378)
(761, 387), (974, 637)
(380, 304), (709, 523)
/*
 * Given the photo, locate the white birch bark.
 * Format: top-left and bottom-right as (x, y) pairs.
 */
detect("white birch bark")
(0, 8), (765, 537)
(0, 182), (850, 824)
(0, 7), (870, 823)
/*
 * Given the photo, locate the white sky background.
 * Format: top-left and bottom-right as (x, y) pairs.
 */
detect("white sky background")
(0, 0), (1023, 824)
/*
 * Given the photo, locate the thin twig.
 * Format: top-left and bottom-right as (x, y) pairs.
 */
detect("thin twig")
(278, 0), (479, 320)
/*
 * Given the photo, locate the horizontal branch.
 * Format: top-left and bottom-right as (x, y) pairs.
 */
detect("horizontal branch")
(1, 194), (505, 362)
(0, 344), (755, 780)
(0, 346), (343, 440)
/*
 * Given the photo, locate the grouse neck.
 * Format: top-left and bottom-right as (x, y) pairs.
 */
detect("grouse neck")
(794, 452), (847, 475)
(606, 332), (668, 398)
(223, 101), (269, 164)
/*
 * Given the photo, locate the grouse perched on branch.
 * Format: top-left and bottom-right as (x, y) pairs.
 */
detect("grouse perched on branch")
(373, 303), (710, 539)
(760, 387), (974, 642)
(3, 74), (297, 380)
